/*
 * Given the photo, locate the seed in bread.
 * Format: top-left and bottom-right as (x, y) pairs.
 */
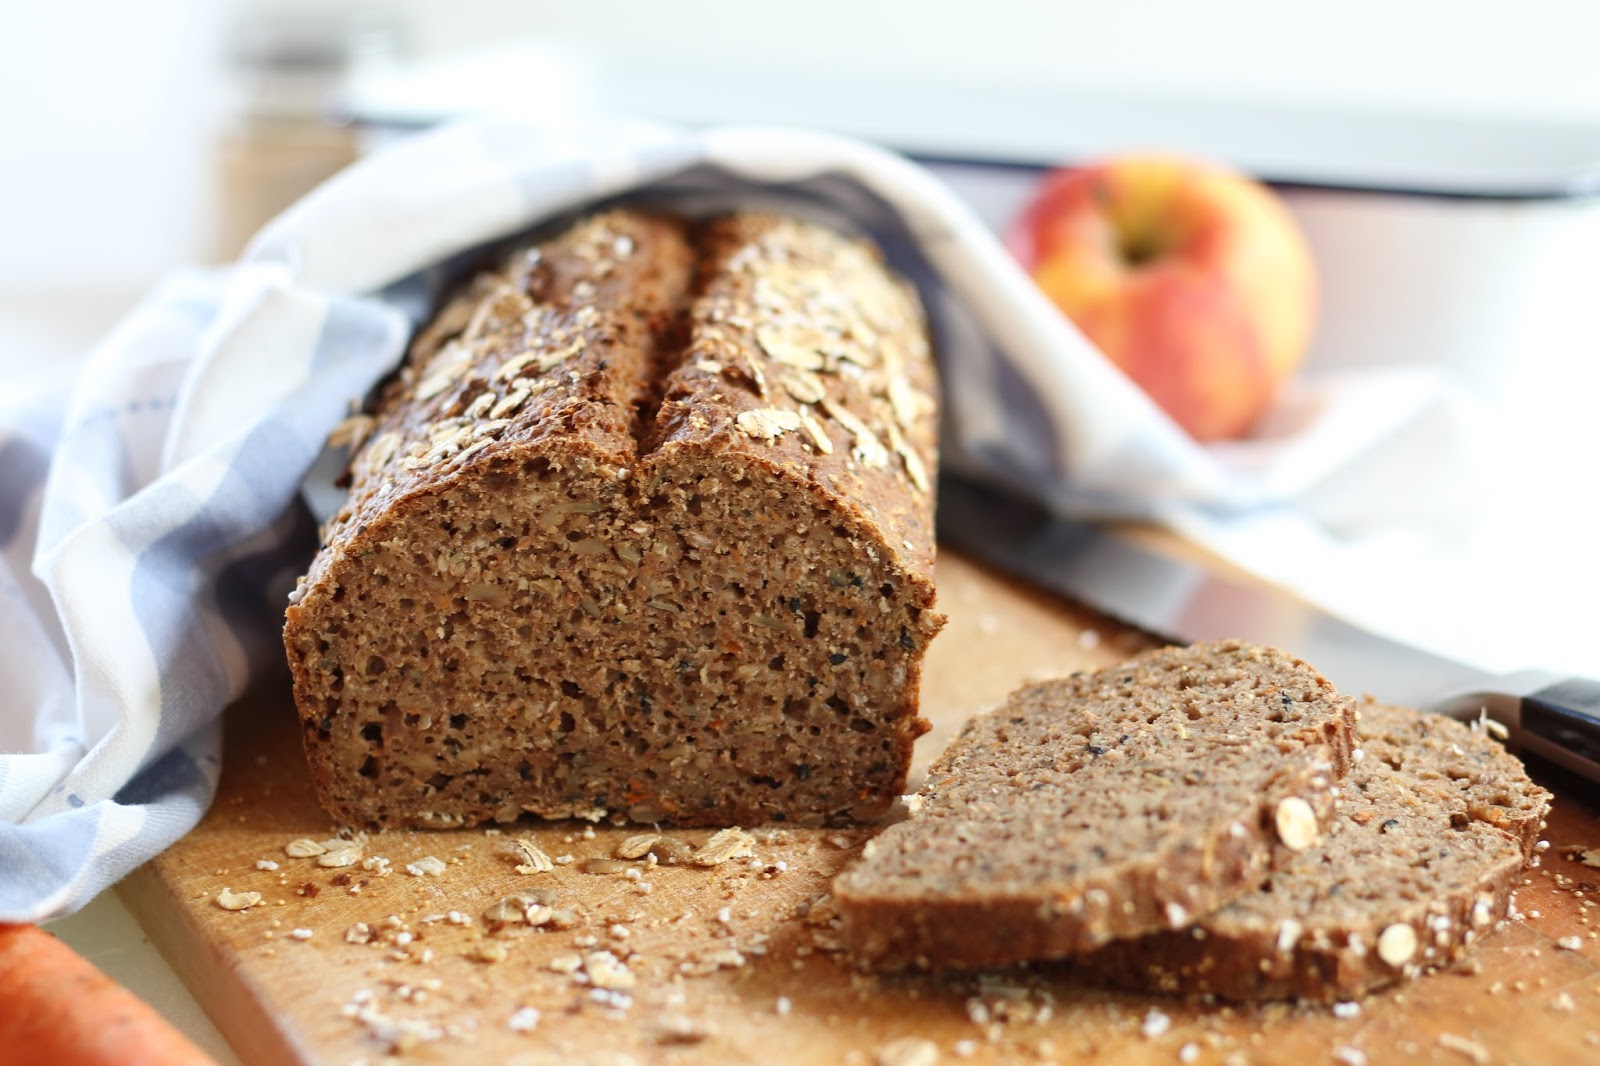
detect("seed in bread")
(284, 210), (944, 831)
(1076, 700), (1552, 1001)
(832, 640), (1357, 971)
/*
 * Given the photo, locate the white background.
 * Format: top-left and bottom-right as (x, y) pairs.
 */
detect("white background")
(7, 0), (1600, 296)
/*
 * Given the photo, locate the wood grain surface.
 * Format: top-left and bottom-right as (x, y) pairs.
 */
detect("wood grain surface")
(120, 552), (1600, 1066)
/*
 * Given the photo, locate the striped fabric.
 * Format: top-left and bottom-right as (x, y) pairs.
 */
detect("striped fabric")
(0, 116), (1469, 920)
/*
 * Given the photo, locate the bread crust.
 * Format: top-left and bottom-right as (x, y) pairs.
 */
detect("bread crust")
(284, 210), (944, 830)
(833, 641), (1356, 971)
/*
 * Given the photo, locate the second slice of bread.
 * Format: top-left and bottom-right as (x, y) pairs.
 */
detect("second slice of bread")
(833, 640), (1357, 971)
(1076, 700), (1552, 1001)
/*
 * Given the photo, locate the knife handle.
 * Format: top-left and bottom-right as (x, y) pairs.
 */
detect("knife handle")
(1521, 677), (1600, 774)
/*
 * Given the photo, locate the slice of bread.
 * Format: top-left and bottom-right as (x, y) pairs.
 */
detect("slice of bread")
(1077, 700), (1552, 1001)
(833, 641), (1357, 971)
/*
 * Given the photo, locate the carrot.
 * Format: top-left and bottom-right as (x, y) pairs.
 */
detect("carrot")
(0, 923), (218, 1066)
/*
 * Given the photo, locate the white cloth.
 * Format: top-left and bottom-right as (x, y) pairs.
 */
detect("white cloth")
(0, 115), (1477, 920)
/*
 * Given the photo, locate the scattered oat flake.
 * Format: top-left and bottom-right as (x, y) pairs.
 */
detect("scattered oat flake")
(830, 401), (890, 467)
(1332, 1000), (1361, 1019)
(875, 1036), (938, 1066)
(449, 438), (493, 467)
(345, 922), (373, 945)
(472, 941), (509, 964)
(289, 928), (314, 940)
(548, 954), (583, 974)
(1141, 1010), (1171, 1039)
(360, 430), (402, 472)
(1437, 1033), (1491, 1064)
(495, 351), (538, 381)
(1477, 709), (1510, 740)
(584, 951), (637, 991)
(886, 378), (925, 428)
(507, 1006), (540, 1033)
(695, 827), (756, 866)
(897, 439), (930, 493)
(406, 855), (447, 877)
(799, 410), (834, 455)
(781, 368), (827, 405)
(1334, 1048), (1367, 1066)
(775, 996), (792, 1016)
(512, 838), (554, 873)
(254, 859), (279, 871)
(1560, 935), (1584, 950)
(881, 419), (930, 493)
(489, 385), (532, 420)
(536, 339), (585, 372)
(758, 325), (828, 370)
(414, 373), (455, 403)
(1556, 991), (1577, 1012)
(318, 846), (363, 868)
(617, 833), (661, 860)
(484, 893), (544, 924)
(351, 1004), (444, 1053)
(215, 887), (261, 911)
(1178, 1044), (1200, 1064)
(284, 838), (327, 858)
(736, 407), (803, 441)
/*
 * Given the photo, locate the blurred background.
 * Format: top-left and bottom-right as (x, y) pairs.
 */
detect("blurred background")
(7, 0), (1600, 371)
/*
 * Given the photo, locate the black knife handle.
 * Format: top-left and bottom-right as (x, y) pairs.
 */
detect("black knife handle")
(1522, 678), (1600, 768)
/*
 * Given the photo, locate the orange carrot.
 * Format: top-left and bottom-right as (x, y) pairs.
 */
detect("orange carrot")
(0, 923), (218, 1066)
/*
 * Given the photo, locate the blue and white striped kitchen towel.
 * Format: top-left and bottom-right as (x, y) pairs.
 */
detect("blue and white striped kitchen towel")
(0, 115), (1474, 921)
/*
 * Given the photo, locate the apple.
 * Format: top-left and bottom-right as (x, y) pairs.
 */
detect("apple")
(1008, 155), (1316, 442)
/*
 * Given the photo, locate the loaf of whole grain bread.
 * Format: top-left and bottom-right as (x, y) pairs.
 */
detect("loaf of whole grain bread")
(283, 210), (944, 830)
(1077, 700), (1551, 1001)
(832, 641), (1357, 971)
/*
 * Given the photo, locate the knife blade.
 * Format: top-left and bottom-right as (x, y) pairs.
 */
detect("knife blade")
(938, 473), (1600, 788)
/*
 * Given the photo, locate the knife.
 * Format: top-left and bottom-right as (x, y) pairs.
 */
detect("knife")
(937, 474), (1600, 789)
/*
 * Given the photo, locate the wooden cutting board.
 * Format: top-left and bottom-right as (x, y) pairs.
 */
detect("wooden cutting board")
(120, 551), (1600, 1066)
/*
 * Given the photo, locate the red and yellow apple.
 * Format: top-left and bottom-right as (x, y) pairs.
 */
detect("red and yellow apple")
(1008, 155), (1316, 442)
